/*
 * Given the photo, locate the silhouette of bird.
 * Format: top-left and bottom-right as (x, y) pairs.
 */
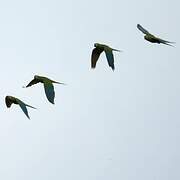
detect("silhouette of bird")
(137, 24), (175, 46)
(24, 75), (65, 104)
(91, 43), (121, 71)
(5, 96), (36, 119)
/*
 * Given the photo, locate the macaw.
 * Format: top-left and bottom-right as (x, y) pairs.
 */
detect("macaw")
(5, 96), (36, 119)
(137, 24), (174, 46)
(91, 43), (121, 71)
(24, 75), (65, 104)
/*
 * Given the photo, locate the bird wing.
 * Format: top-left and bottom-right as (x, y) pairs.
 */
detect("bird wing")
(137, 24), (151, 35)
(156, 37), (175, 46)
(43, 81), (55, 104)
(91, 47), (104, 68)
(16, 99), (31, 119)
(26, 79), (39, 87)
(104, 48), (115, 71)
(5, 96), (13, 108)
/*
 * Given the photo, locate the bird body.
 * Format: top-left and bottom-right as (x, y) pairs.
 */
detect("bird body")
(5, 96), (36, 119)
(137, 24), (174, 46)
(25, 75), (65, 104)
(144, 34), (160, 43)
(91, 43), (121, 71)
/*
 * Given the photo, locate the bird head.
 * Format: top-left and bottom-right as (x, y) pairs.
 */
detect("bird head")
(34, 75), (39, 80)
(94, 43), (99, 47)
(6, 95), (13, 100)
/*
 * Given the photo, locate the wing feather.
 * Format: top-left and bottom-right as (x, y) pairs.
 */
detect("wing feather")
(104, 48), (115, 71)
(137, 24), (150, 35)
(91, 47), (104, 68)
(16, 99), (30, 119)
(44, 81), (55, 104)
(26, 79), (39, 87)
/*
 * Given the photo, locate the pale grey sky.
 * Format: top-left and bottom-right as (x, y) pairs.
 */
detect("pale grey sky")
(0, 0), (180, 179)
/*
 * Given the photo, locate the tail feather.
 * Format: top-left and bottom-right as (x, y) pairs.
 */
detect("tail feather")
(25, 104), (37, 109)
(112, 48), (122, 52)
(52, 81), (66, 85)
(163, 43), (174, 47)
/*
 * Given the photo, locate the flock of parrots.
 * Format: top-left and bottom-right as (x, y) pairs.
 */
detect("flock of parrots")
(5, 24), (175, 119)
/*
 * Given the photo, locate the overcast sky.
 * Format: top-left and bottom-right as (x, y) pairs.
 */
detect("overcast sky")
(0, 0), (180, 179)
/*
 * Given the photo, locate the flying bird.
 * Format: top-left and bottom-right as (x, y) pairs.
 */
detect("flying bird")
(24, 75), (65, 104)
(5, 96), (36, 119)
(137, 24), (175, 46)
(91, 43), (121, 71)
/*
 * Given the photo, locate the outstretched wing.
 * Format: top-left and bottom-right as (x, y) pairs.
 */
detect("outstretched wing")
(16, 99), (31, 119)
(91, 47), (104, 68)
(26, 79), (39, 87)
(104, 48), (115, 71)
(5, 96), (13, 108)
(43, 81), (55, 104)
(137, 24), (150, 35)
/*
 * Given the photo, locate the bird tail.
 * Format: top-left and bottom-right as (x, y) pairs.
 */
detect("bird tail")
(25, 104), (37, 109)
(163, 42), (175, 47)
(159, 39), (175, 47)
(112, 48), (122, 52)
(52, 80), (66, 85)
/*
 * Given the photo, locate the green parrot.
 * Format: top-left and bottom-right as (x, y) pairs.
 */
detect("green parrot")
(91, 43), (121, 71)
(24, 75), (65, 104)
(137, 24), (175, 46)
(5, 96), (36, 119)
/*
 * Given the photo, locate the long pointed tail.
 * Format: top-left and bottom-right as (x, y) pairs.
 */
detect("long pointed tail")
(159, 39), (175, 47)
(112, 48), (122, 52)
(52, 81), (67, 85)
(25, 104), (37, 109)
(162, 42), (175, 47)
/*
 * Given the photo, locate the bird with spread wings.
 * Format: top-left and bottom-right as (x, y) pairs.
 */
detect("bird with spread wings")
(137, 24), (175, 46)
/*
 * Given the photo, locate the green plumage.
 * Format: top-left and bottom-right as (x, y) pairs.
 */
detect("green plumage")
(137, 24), (175, 46)
(5, 96), (36, 119)
(25, 75), (65, 104)
(91, 43), (121, 71)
